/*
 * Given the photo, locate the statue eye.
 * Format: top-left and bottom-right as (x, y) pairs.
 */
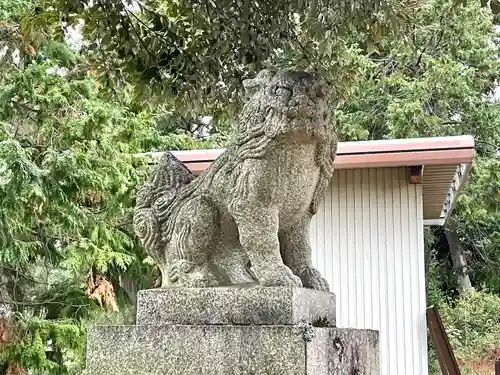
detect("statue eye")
(273, 85), (292, 98)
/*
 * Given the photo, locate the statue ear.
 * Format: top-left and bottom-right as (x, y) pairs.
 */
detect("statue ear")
(242, 69), (274, 97)
(242, 78), (261, 97)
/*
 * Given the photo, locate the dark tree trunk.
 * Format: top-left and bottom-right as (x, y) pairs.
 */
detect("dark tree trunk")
(444, 225), (473, 292)
(423, 227), (435, 298)
(424, 241), (431, 297)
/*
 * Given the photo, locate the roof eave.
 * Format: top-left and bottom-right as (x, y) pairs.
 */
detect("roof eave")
(136, 136), (476, 226)
(423, 161), (474, 227)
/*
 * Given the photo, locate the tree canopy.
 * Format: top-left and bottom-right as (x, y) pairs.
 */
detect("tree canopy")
(45, 0), (423, 120)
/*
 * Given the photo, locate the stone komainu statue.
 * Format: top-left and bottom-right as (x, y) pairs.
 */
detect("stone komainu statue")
(133, 69), (338, 290)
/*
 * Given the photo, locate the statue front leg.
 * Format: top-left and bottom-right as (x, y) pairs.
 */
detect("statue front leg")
(279, 215), (330, 291)
(230, 204), (302, 288)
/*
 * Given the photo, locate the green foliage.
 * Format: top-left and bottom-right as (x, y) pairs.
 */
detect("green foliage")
(442, 291), (500, 357)
(427, 269), (500, 374)
(450, 185), (500, 295)
(45, 0), (422, 120)
(0, 3), (206, 372)
(0, 57), (148, 372)
(0, 59), (155, 273)
(0, 0), (31, 21)
(0, 316), (86, 374)
(451, 157), (500, 293)
(0, 0), (64, 70)
(336, 0), (500, 142)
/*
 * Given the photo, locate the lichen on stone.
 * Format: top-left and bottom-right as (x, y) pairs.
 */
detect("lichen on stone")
(133, 69), (338, 290)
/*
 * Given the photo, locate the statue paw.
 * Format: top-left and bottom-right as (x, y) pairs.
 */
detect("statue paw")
(168, 260), (195, 283)
(165, 261), (219, 288)
(300, 267), (330, 291)
(255, 264), (303, 287)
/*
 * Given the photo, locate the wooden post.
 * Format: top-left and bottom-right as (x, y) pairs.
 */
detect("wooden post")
(495, 359), (500, 375)
(409, 165), (423, 184)
(427, 306), (461, 375)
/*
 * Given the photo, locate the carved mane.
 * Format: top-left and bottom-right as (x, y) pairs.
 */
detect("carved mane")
(154, 69), (336, 241)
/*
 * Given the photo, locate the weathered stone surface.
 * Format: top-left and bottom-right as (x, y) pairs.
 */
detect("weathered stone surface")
(84, 325), (378, 375)
(133, 69), (338, 290)
(136, 287), (336, 326)
(308, 328), (379, 374)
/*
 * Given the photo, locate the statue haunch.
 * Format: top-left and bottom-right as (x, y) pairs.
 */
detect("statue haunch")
(133, 70), (338, 290)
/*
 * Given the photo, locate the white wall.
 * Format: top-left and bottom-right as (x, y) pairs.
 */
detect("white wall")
(310, 167), (427, 375)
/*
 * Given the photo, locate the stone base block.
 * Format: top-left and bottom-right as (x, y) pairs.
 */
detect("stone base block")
(84, 325), (378, 375)
(136, 287), (336, 326)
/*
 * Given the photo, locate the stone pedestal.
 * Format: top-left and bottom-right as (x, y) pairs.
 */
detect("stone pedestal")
(136, 286), (336, 326)
(84, 287), (379, 375)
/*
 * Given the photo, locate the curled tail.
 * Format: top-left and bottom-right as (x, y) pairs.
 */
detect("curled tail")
(133, 152), (195, 262)
(135, 152), (195, 211)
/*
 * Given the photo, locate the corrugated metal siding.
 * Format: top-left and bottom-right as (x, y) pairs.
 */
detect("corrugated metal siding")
(310, 167), (427, 375)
